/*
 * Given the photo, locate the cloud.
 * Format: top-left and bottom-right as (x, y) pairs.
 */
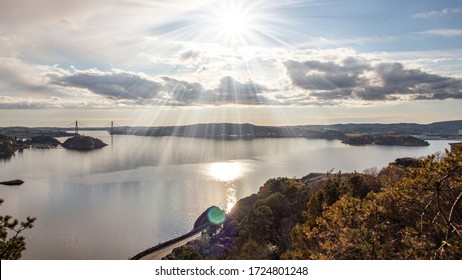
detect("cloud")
(285, 55), (462, 102)
(284, 58), (370, 91)
(412, 7), (462, 19)
(415, 29), (462, 37)
(0, 96), (50, 109)
(215, 76), (268, 104)
(0, 57), (62, 97)
(55, 71), (163, 100)
(414, 92), (462, 100)
(161, 76), (210, 104)
(51, 69), (271, 106)
(0, 0), (116, 32)
(0, 95), (102, 109)
(2, 37), (462, 109)
(179, 50), (201, 61)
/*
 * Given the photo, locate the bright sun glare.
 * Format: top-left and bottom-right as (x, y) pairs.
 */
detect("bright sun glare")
(205, 0), (261, 46)
(206, 162), (245, 212)
(218, 9), (250, 36)
(207, 162), (244, 182)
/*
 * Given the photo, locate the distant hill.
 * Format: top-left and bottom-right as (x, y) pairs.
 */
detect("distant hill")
(312, 120), (462, 136)
(0, 127), (73, 138)
(111, 123), (346, 140)
(2, 120), (461, 141)
(111, 120), (462, 140)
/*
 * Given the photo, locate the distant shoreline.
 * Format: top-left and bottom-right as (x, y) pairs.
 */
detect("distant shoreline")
(1, 120), (462, 143)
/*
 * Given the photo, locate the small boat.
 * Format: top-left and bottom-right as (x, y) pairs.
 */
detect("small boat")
(0, 179), (24, 186)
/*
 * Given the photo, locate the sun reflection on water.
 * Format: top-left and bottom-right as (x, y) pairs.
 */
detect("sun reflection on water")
(205, 161), (248, 212)
(226, 186), (237, 213)
(207, 161), (245, 182)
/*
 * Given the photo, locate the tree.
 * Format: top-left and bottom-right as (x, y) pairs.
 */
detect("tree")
(239, 240), (272, 259)
(0, 199), (36, 260)
(285, 148), (462, 259)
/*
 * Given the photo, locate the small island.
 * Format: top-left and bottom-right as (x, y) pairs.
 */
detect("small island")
(0, 179), (24, 186)
(30, 136), (61, 148)
(62, 135), (107, 151)
(341, 134), (429, 146)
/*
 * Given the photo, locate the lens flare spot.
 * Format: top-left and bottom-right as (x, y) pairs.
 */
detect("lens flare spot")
(207, 206), (226, 225)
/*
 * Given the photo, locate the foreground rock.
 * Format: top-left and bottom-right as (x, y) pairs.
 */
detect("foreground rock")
(62, 135), (107, 151)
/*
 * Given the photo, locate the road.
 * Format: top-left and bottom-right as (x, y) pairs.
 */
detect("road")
(131, 224), (208, 260)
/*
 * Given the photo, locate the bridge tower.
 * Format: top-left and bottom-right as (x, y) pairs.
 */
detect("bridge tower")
(75, 120), (79, 134)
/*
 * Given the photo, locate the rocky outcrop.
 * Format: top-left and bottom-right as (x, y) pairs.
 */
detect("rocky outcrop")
(193, 206), (215, 229)
(62, 135), (107, 151)
(0, 179), (24, 186)
(193, 206), (227, 229)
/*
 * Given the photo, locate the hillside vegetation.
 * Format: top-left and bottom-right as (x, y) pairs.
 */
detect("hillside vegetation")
(0, 134), (17, 159)
(167, 147), (462, 260)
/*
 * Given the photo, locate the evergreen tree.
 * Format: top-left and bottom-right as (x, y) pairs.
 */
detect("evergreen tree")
(0, 199), (36, 260)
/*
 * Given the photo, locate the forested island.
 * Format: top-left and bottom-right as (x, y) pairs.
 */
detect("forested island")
(341, 134), (429, 146)
(164, 146), (462, 260)
(61, 135), (107, 151)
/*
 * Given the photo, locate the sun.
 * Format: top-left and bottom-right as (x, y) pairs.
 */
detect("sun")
(204, 0), (260, 46)
(216, 7), (251, 36)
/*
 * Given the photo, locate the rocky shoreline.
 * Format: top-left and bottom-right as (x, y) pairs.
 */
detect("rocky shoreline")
(0, 133), (107, 159)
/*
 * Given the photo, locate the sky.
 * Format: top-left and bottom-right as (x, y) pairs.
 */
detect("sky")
(0, 0), (461, 127)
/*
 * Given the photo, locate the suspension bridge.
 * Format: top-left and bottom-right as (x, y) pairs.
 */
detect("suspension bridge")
(63, 120), (115, 134)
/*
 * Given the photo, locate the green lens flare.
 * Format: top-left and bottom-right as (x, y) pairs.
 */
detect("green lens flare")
(207, 206), (226, 225)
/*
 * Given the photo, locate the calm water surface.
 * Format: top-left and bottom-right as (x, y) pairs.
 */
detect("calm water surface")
(0, 132), (455, 259)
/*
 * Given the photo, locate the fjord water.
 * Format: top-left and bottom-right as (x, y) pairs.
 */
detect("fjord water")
(0, 131), (454, 259)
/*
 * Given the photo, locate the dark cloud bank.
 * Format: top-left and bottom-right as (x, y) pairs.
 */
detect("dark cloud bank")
(53, 56), (462, 106)
(54, 72), (269, 105)
(284, 57), (462, 102)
